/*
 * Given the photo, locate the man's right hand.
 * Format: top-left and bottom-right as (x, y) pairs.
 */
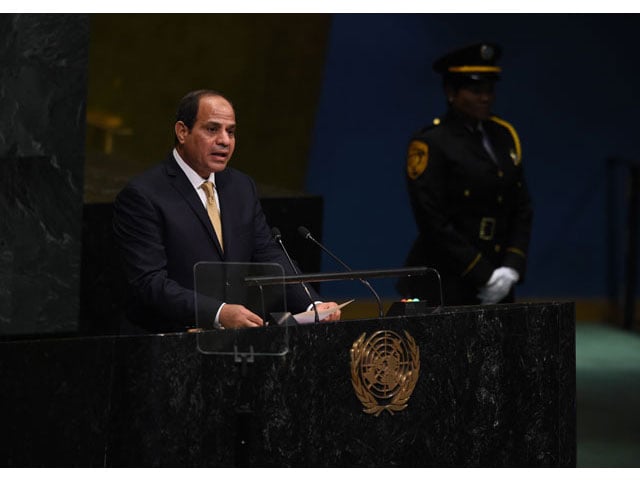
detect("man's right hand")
(219, 304), (264, 328)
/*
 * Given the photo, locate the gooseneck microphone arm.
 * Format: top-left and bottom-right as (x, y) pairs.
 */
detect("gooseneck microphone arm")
(272, 227), (320, 324)
(297, 226), (384, 318)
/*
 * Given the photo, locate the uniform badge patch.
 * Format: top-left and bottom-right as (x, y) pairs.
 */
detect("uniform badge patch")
(407, 140), (429, 179)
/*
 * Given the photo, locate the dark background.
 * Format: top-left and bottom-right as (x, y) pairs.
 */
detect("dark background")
(2, 13), (639, 336)
(307, 14), (640, 303)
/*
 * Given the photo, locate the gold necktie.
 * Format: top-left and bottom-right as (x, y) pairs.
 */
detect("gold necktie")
(200, 181), (223, 251)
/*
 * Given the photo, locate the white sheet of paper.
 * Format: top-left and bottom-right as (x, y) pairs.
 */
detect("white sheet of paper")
(293, 299), (355, 324)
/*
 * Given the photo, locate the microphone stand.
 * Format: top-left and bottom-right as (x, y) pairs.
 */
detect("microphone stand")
(298, 226), (384, 318)
(272, 228), (320, 324)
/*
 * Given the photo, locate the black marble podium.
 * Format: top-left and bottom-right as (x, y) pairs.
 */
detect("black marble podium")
(0, 302), (575, 467)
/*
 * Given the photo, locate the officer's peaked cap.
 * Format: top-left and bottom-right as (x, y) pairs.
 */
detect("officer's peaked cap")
(433, 42), (502, 82)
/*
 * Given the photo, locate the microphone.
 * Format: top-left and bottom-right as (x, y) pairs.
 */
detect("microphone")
(271, 227), (319, 324)
(297, 226), (384, 317)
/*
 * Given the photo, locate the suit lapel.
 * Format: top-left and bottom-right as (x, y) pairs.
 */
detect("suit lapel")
(164, 155), (224, 257)
(483, 121), (509, 170)
(448, 112), (497, 168)
(451, 121), (495, 166)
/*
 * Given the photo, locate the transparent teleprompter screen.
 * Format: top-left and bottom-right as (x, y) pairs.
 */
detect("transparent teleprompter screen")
(193, 262), (289, 356)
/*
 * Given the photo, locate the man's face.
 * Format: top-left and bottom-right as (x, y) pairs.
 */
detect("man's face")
(175, 95), (236, 178)
(449, 81), (496, 121)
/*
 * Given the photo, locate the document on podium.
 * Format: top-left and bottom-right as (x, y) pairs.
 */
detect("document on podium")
(293, 299), (354, 324)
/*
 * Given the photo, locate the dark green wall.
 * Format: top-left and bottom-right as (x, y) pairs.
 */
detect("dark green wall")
(85, 13), (331, 203)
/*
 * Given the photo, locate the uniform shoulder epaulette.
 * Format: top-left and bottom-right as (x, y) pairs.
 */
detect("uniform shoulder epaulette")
(489, 115), (521, 164)
(414, 117), (442, 137)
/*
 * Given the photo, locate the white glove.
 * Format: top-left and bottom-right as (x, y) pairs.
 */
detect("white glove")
(477, 267), (520, 305)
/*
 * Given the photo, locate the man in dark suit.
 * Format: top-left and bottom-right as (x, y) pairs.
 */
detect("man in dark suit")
(113, 89), (340, 333)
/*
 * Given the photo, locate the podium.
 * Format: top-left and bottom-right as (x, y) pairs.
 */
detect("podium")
(1, 302), (575, 467)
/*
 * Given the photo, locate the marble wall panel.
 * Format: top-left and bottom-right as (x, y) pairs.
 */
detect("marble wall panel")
(0, 14), (88, 335)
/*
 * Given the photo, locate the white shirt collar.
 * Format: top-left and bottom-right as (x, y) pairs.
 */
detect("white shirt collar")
(172, 148), (216, 189)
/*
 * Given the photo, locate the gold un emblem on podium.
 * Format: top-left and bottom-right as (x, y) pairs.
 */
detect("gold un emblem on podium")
(350, 330), (420, 416)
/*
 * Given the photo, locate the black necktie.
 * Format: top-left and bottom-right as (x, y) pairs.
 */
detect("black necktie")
(477, 122), (498, 164)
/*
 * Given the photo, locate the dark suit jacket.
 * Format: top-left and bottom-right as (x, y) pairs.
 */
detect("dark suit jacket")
(113, 153), (317, 333)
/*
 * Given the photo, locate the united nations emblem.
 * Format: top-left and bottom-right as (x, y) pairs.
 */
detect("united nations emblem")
(350, 330), (420, 416)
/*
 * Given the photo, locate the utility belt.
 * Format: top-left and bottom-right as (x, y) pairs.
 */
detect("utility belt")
(452, 216), (501, 242)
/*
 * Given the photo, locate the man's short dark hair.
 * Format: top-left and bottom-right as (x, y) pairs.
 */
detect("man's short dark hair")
(174, 89), (234, 145)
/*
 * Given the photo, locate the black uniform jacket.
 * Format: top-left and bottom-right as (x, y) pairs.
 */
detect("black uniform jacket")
(113, 153), (317, 332)
(399, 109), (533, 305)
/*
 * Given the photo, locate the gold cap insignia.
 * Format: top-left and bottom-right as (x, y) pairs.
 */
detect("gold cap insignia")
(350, 330), (420, 416)
(407, 140), (429, 180)
(480, 44), (495, 60)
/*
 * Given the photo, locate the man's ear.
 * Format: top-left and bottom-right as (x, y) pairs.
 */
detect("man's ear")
(175, 121), (188, 144)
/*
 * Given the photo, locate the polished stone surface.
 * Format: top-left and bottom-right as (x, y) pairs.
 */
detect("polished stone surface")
(0, 302), (576, 467)
(0, 14), (88, 335)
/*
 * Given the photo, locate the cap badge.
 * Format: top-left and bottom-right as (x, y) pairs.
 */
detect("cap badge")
(480, 44), (494, 61)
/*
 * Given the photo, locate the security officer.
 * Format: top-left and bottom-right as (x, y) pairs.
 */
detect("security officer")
(398, 42), (533, 306)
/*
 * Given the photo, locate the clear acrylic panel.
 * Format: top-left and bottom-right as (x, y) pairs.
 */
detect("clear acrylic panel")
(193, 262), (290, 356)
